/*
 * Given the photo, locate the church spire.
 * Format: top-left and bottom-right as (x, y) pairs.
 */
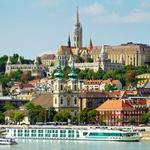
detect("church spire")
(76, 6), (79, 24)
(68, 35), (71, 48)
(73, 7), (83, 48)
(88, 38), (93, 52)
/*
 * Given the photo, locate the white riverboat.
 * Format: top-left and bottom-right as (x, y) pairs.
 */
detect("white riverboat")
(0, 138), (17, 145)
(6, 126), (140, 142)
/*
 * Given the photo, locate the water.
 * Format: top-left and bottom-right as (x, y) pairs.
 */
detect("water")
(0, 140), (150, 150)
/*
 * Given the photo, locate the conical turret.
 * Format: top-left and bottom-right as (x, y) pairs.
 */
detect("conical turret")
(7, 56), (12, 65)
(18, 56), (22, 64)
(88, 38), (93, 52)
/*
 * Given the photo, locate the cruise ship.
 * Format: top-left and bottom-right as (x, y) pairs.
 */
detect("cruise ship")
(6, 126), (140, 142)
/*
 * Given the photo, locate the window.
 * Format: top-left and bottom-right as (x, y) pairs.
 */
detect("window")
(60, 85), (63, 90)
(74, 98), (77, 105)
(74, 84), (77, 91)
(55, 98), (57, 104)
(61, 98), (63, 105)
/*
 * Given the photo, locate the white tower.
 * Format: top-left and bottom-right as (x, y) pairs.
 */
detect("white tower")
(73, 7), (83, 48)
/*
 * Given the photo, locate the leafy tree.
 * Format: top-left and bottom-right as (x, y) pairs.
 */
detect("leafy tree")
(104, 83), (117, 91)
(0, 112), (5, 124)
(53, 110), (71, 122)
(47, 107), (57, 122)
(87, 58), (93, 63)
(141, 112), (150, 125)
(63, 66), (71, 79)
(125, 70), (136, 84)
(87, 109), (98, 124)
(3, 103), (16, 112)
(79, 109), (88, 124)
(9, 111), (25, 124)
(26, 103), (45, 124)
(128, 117), (136, 125)
(76, 56), (84, 63)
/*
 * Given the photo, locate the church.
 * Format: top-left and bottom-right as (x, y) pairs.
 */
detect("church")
(56, 8), (123, 71)
(52, 59), (79, 114)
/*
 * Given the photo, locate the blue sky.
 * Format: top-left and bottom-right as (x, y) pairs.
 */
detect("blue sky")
(0, 0), (150, 59)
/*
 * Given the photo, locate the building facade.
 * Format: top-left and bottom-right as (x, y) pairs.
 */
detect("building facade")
(52, 60), (79, 114)
(5, 56), (44, 77)
(91, 43), (150, 66)
(97, 99), (150, 126)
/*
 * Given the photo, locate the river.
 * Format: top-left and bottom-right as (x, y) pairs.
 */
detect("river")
(0, 140), (150, 150)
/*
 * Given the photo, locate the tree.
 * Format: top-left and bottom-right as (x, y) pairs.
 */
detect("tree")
(128, 117), (136, 125)
(53, 110), (71, 122)
(9, 111), (25, 124)
(141, 112), (150, 125)
(125, 70), (136, 84)
(87, 109), (98, 124)
(47, 107), (57, 122)
(104, 83), (117, 91)
(3, 103), (15, 112)
(79, 109), (88, 124)
(0, 112), (4, 124)
(76, 56), (84, 63)
(26, 103), (45, 124)
(63, 66), (71, 79)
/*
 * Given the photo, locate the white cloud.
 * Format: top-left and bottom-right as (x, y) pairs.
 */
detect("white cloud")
(141, 0), (150, 8)
(81, 3), (105, 16)
(81, 3), (150, 24)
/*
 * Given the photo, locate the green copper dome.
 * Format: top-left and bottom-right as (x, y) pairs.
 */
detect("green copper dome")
(68, 61), (77, 80)
(54, 59), (63, 80)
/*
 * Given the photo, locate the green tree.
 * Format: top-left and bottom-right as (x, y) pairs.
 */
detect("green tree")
(26, 103), (45, 124)
(141, 112), (150, 125)
(0, 112), (5, 124)
(104, 84), (117, 91)
(128, 117), (136, 125)
(53, 110), (71, 122)
(9, 111), (25, 124)
(47, 107), (57, 122)
(3, 103), (16, 112)
(87, 109), (98, 124)
(79, 109), (88, 124)
(125, 70), (136, 84)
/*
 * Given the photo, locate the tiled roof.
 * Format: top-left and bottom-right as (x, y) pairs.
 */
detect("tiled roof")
(97, 99), (133, 110)
(40, 54), (56, 60)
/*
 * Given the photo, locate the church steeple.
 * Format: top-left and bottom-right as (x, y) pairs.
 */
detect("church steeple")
(88, 38), (93, 52)
(76, 6), (79, 24)
(68, 35), (71, 48)
(73, 7), (83, 48)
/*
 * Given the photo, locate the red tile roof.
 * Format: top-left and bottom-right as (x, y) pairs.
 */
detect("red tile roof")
(97, 99), (133, 111)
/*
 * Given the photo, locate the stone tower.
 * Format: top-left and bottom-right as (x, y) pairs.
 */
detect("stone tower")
(73, 7), (82, 48)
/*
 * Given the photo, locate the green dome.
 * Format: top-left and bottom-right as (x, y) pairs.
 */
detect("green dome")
(54, 59), (63, 80)
(68, 61), (77, 80)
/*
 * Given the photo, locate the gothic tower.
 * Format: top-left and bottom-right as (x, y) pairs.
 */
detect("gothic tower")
(73, 7), (82, 48)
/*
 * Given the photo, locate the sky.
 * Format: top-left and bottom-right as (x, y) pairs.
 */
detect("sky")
(0, 0), (150, 59)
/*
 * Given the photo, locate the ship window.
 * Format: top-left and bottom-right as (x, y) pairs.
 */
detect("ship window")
(83, 132), (88, 136)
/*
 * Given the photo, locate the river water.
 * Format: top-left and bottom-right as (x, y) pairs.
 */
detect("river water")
(0, 140), (150, 150)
